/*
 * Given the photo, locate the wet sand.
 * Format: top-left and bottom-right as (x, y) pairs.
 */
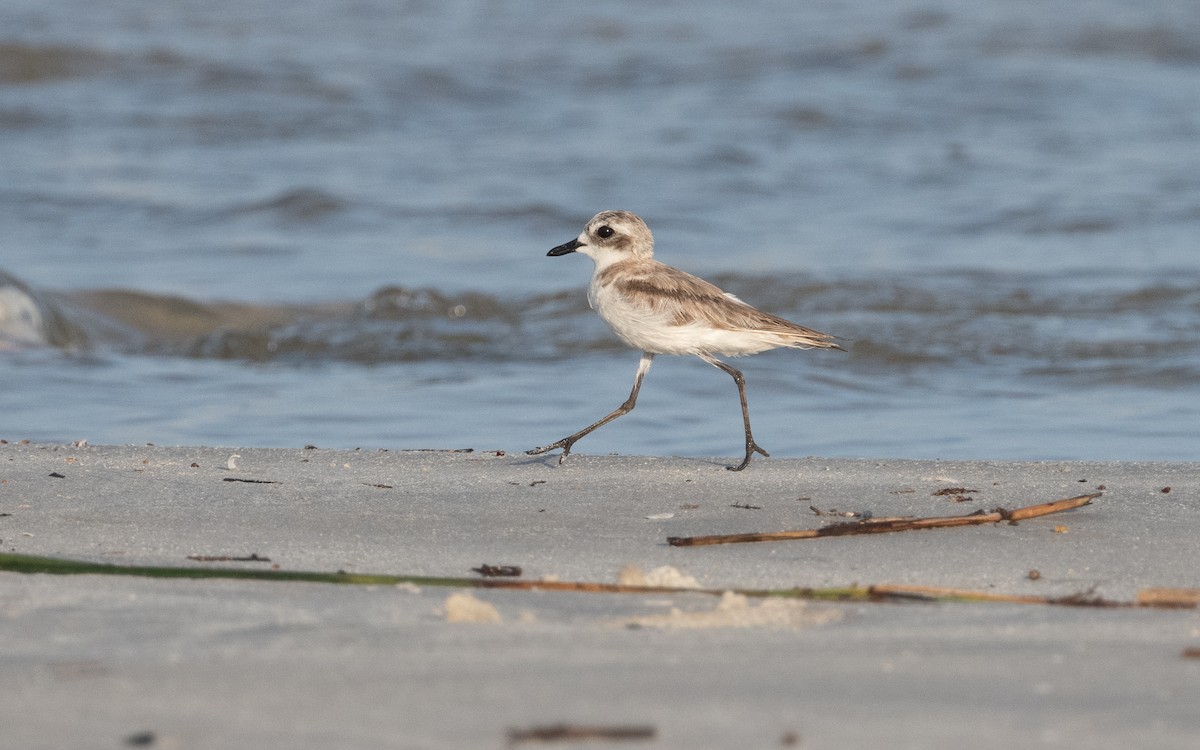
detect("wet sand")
(2, 443), (1198, 748)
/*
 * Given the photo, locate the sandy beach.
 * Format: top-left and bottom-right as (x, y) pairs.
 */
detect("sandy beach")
(2, 442), (1198, 748)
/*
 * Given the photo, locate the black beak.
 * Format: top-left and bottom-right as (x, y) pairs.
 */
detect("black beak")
(547, 238), (583, 257)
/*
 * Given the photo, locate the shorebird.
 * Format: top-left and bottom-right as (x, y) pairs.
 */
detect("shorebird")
(527, 210), (842, 471)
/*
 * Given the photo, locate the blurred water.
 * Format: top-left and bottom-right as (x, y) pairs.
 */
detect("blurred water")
(2, 0), (1198, 460)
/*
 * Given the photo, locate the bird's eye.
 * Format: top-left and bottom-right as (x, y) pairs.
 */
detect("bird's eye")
(597, 225), (615, 239)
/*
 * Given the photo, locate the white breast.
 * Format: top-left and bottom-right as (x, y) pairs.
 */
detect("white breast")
(588, 278), (673, 352)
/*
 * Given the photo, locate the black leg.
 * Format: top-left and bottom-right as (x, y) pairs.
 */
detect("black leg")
(527, 353), (655, 464)
(698, 353), (770, 471)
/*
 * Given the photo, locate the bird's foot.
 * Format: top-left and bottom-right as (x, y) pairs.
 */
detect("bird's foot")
(526, 438), (575, 465)
(726, 441), (769, 472)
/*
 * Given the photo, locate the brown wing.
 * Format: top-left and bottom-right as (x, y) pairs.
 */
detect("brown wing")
(599, 260), (841, 350)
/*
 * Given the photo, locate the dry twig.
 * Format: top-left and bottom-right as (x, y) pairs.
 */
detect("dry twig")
(507, 724), (656, 745)
(186, 553), (271, 563)
(667, 493), (1099, 547)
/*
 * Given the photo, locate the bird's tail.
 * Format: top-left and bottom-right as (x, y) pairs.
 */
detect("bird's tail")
(782, 326), (844, 352)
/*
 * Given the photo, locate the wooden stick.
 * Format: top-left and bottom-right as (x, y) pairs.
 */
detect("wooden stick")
(1136, 587), (1200, 608)
(507, 724), (656, 745)
(666, 492), (1100, 547)
(868, 584), (1122, 607)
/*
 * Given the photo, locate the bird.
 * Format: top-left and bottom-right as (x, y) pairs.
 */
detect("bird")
(527, 210), (842, 471)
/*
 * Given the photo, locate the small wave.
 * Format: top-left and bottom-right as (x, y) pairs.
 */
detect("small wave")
(0, 42), (114, 85)
(1071, 25), (1200, 64)
(0, 271), (87, 350)
(378, 202), (582, 228)
(221, 188), (349, 222)
(0, 107), (52, 131)
(7, 269), (1195, 390)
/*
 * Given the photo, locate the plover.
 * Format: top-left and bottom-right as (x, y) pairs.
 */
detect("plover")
(527, 210), (842, 471)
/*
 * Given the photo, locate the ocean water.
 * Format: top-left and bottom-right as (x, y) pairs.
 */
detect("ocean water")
(2, 0), (1198, 460)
